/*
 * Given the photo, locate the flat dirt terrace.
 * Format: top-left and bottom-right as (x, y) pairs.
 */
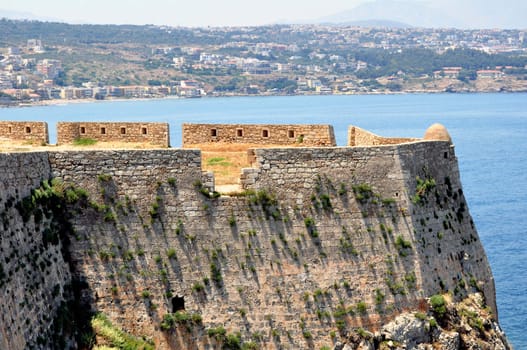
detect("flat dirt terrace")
(185, 143), (307, 193)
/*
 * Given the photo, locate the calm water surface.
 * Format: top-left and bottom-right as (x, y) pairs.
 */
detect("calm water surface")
(2, 93), (526, 347)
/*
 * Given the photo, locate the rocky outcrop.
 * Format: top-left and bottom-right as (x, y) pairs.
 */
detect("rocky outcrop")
(338, 293), (511, 350)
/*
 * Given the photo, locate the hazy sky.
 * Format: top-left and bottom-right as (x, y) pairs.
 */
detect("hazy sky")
(1, 0), (526, 27)
(2, 0), (364, 26)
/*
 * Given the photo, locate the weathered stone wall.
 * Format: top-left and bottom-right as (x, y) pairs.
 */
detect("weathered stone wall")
(182, 123), (336, 147)
(46, 142), (494, 349)
(235, 141), (495, 347)
(0, 152), (72, 350)
(48, 149), (202, 213)
(348, 125), (417, 146)
(56, 122), (170, 147)
(0, 140), (497, 350)
(48, 149), (212, 349)
(0, 121), (49, 144)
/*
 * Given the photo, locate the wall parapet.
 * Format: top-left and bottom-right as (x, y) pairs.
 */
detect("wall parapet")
(0, 121), (49, 144)
(56, 122), (170, 147)
(182, 123), (336, 147)
(348, 125), (418, 146)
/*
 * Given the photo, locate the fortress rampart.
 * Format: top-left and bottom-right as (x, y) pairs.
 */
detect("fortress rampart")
(56, 122), (170, 147)
(0, 121), (450, 150)
(182, 123), (336, 147)
(0, 124), (499, 349)
(0, 121), (49, 144)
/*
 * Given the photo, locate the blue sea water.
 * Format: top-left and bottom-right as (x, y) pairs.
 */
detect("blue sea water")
(1, 93), (526, 347)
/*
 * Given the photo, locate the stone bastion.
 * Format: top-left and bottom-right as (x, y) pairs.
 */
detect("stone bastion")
(0, 121), (500, 350)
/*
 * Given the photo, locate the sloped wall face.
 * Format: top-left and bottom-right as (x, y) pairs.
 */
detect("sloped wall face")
(47, 149), (215, 349)
(0, 121), (49, 144)
(41, 143), (495, 349)
(0, 153), (72, 350)
(0, 144), (495, 349)
(397, 141), (497, 316)
(236, 142), (495, 344)
(182, 123), (336, 147)
(56, 122), (170, 147)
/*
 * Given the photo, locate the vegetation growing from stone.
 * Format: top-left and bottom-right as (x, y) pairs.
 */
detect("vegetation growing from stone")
(97, 173), (112, 182)
(167, 177), (177, 186)
(205, 326), (257, 349)
(210, 262), (223, 287)
(352, 183), (374, 204)
(228, 214), (237, 227)
(149, 196), (162, 219)
(303, 217), (319, 238)
(339, 227), (359, 256)
(356, 301), (368, 314)
(166, 248), (177, 260)
(319, 194), (332, 210)
(404, 272), (417, 289)
(430, 294), (447, 319)
(206, 326), (227, 339)
(355, 327), (371, 339)
(91, 312), (154, 350)
(311, 175), (336, 211)
(332, 305), (351, 332)
(411, 175), (436, 205)
(375, 289), (385, 305)
(194, 180), (221, 199)
(15, 178), (87, 225)
(192, 282), (205, 292)
(246, 189), (280, 220)
(395, 235), (412, 256)
(460, 308), (485, 332)
(160, 311), (203, 331)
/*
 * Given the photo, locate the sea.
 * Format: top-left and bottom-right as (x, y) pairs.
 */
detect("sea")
(1, 93), (526, 348)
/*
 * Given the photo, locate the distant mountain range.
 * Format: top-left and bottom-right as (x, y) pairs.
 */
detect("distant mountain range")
(315, 1), (458, 28)
(320, 19), (413, 29)
(315, 0), (527, 29)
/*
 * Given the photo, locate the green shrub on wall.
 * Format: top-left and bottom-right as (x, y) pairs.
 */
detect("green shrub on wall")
(430, 294), (447, 319)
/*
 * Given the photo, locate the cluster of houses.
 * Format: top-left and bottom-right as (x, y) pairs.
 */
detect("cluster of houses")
(1, 25), (527, 104)
(433, 66), (506, 79)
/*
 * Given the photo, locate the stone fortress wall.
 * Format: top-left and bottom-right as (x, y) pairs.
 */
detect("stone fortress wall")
(182, 123), (336, 147)
(348, 125), (418, 146)
(0, 121), (49, 144)
(1, 121), (336, 148)
(0, 122), (497, 349)
(0, 152), (71, 350)
(0, 121), (429, 148)
(56, 122), (170, 147)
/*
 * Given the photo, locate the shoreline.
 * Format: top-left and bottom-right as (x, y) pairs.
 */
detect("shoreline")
(2, 88), (527, 109)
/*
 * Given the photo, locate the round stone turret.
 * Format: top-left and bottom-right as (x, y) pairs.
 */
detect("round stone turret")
(423, 123), (452, 143)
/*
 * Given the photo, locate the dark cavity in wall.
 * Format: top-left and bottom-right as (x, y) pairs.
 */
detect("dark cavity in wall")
(172, 296), (185, 312)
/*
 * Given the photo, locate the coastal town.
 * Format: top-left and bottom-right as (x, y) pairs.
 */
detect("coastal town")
(1, 20), (527, 105)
